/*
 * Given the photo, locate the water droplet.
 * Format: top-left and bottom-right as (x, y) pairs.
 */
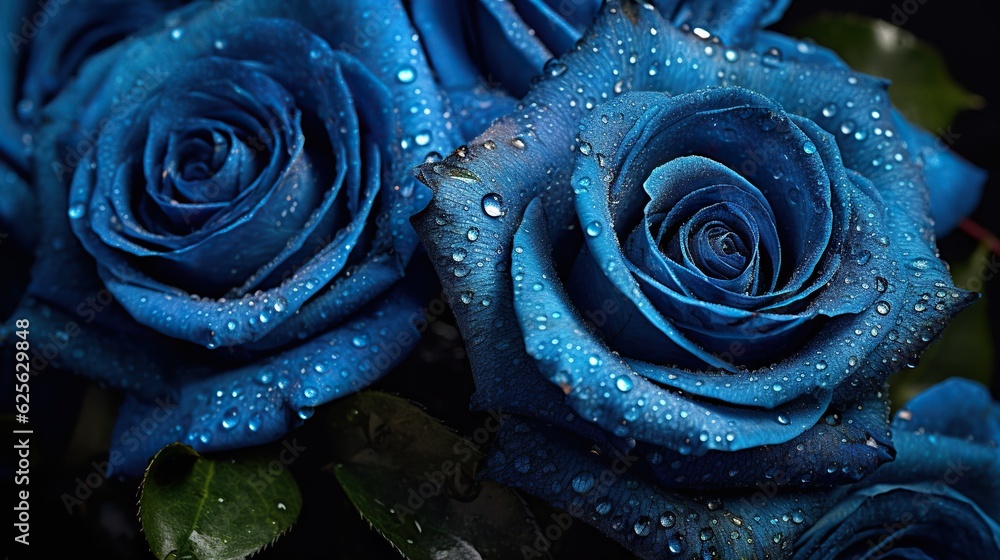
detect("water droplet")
(452, 248), (467, 262)
(699, 527), (714, 541)
(660, 511), (676, 528)
(221, 407), (240, 430)
(761, 47), (783, 66)
(595, 498), (612, 515)
(840, 120), (856, 135)
(802, 141), (817, 155)
(571, 472), (595, 493)
(544, 59), (568, 77)
(724, 49), (739, 62)
(170, 28), (184, 40)
(822, 103), (837, 118)
(875, 301), (891, 315)
(875, 276), (888, 293)
(911, 258), (930, 271)
(414, 130), (431, 146)
(616, 377), (634, 392)
(68, 204), (86, 219)
(297, 407), (314, 420)
(303, 386), (319, 399)
(815, 360), (828, 371)
(777, 414), (790, 425)
(634, 517), (652, 537)
(482, 140), (496, 150)
(586, 221), (603, 237)
(482, 193), (506, 218)
(396, 66), (415, 83)
(466, 227), (480, 241)
(352, 335), (368, 348)
(247, 414), (262, 432)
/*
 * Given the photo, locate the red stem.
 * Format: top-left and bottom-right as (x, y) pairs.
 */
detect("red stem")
(959, 218), (1000, 258)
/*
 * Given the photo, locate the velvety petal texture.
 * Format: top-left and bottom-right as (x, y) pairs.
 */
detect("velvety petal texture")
(414, 0), (973, 509)
(751, 30), (986, 236)
(19, 0), (459, 474)
(482, 380), (1000, 559)
(794, 379), (1000, 559)
(410, 0), (791, 138)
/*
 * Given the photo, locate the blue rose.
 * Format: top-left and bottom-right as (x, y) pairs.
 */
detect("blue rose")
(411, 0), (793, 138)
(413, 1), (979, 553)
(14, 0), (461, 474)
(795, 379), (1000, 559)
(479, 380), (1000, 558)
(746, 29), (987, 236)
(3, 0), (197, 315)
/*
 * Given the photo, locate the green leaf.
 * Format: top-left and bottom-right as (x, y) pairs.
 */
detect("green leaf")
(791, 13), (982, 131)
(890, 243), (995, 407)
(140, 443), (302, 560)
(327, 392), (550, 560)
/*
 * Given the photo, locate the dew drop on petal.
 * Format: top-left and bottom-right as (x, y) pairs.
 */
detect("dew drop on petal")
(68, 204), (86, 219)
(634, 517), (652, 537)
(595, 498), (612, 515)
(482, 193), (506, 218)
(571, 472), (595, 493)
(396, 66), (415, 83)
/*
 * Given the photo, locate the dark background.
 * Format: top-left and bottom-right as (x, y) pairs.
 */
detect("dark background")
(8, 1), (997, 559)
(778, 0), (1000, 401)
